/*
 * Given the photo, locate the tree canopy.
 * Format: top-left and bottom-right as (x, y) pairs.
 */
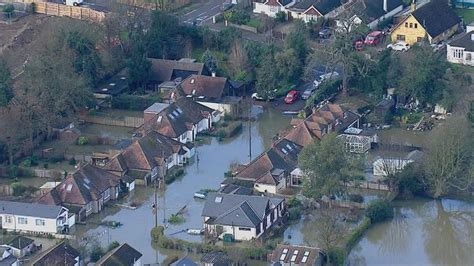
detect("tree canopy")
(0, 59), (13, 107)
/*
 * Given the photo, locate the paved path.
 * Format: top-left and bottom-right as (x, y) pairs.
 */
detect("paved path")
(180, 0), (226, 25)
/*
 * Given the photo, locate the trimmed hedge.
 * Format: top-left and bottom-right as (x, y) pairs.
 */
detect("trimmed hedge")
(111, 95), (161, 111)
(365, 200), (394, 223)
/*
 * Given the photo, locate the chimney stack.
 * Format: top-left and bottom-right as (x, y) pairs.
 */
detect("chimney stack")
(211, 71), (216, 77)
(383, 0), (388, 12)
(411, 0), (416, 12)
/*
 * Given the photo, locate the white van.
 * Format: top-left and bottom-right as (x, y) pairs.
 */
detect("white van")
(65, 0), (84, 6)
(313, 71), (340, 88)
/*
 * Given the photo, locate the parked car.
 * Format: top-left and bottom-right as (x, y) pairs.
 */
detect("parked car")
(387, 41), (410, 51)
(302, 87), (315, 100)
(64, 0), (83, 6)
(364, 31), (384, 45)
(319, 27), (331, 39)
(285, 90), (299, 104)
(194, 190), (208, 199)
(313, 71), (340, 88)
(221, 2), (233, 11)
(431, 41), (446, 52)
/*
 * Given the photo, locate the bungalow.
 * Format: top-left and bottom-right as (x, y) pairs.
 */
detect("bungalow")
(0, 201), (74, 235)
(202, 193), (286, 241)
(3, 236), (35, 258)
(0, 247), (18, 266)
(234, 138), (302, 194)
(178, 74), (242, 117)
(94, 69), (129, 100)
(149, 58), (209, 91)
(36, 164), (125, 222)
(138, 97), (221, 143)
(373, 150), (422, 177)
(32, 241), (80, 266)
(269, 244), (324, 266)
(96, 243), (142, 266)
(103, 131), (194, 185)
(336, 0), (404, 30)
(253, 0), (295, 18)
(287, 0), (349, 23)
(447, 25), (474, 66)
(390, 1), (461, 45)
(200, 252), (231, 266)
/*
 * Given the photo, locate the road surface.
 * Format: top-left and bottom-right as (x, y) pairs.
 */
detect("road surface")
(180, 0), (226, 25)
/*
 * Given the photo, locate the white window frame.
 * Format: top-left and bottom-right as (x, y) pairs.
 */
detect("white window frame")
(36, 219), (45, 226)
(86, 202), (93, 212)
(18, 217), (28, 224)
(104, 189), (111, 200)
(5, 215), (13, 224)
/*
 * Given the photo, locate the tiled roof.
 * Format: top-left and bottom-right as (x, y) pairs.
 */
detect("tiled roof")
(149, 58), (205, 83)
(411, 1), (461, 38)
(179, 75), (228, 99)
(0, 201), (63, 219)
(7, 236), (34, 250)
(291, 0), (346, 15)
(270, 244), (322, 265)
(33, 242), (79, 266)
(96, 243), (142, 266)
(449, 31), (474, 52)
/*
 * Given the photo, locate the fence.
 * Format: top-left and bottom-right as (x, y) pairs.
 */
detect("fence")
(346, 180), (390, 191)
(34, 2), (106, 23)
(81, 115), (144, 128)
(228, 22), (258, 33)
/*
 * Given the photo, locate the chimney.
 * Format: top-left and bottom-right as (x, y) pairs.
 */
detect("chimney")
(471, 33), (474, 41)
(211, 71), (216, 77)
(383, 0), (388, 12)
(411, 0), (416, 12)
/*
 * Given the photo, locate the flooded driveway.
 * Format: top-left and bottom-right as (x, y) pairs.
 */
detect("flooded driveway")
(75, 107), (290, 264)
(348, 197), (474, 265)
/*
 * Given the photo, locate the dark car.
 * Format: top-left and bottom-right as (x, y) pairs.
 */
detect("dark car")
(319, 27), (331, 39)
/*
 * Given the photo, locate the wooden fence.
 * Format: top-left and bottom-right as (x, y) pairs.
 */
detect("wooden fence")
(82, 115), (143, 128)
(346, 180), (390, 191)
(34, 2), (106, 23)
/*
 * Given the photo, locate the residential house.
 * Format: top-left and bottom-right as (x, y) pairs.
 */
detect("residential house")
(103, 131), (194, 185)
(200, 252), (231, 266)
(202, 193), (286, 241)
(253, 0), (295, 18)
(0, 247), (18, 266)
(234, 138), (302, 194)
(390, 0), (461, 45)
(32, 241), (80, 266)
(171, 256), (198, 266)
(287, 0), (349, 23)
(149, 58), (209, 92)
(3, 236), (34, 258)
(338, 127), (378, 153)
(453, 0), (474, 8)
(373, 150), (423, 177)
(0, 201), (74, 235)
(138, 97), (220, 143)
(269, 244), (324, 266)
(336, 0), (404, 29)
(94, 69), (129, 100)
(96, 243), (142, 266)
(36, 164), (124, 222)
(447, 24), (474, 66)
(178, 74), (242, 117)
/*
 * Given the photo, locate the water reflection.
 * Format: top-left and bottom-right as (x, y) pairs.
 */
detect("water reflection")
(348, 198), (474, 266)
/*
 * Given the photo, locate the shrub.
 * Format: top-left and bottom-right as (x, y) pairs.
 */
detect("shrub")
(69, 158), (77, 166)
(348, 194), (364, 203)
(151, 226), (164, 242)
(275, 11), (286, 23)
(107, 241), (120, 252)
(327, 247), (346, 266)
(111, 95), (161, 111)
(89, 245), (105, 262)
(3, 4), (14, 14)
(365, 200), (393, 223)
(77, 136), (89, 145)
(287, 196), (302, 208)
(11, 182), (26, 197)
(48, 154), (64, 163)
(168, 214), (185, 224)
(288, 207), (302, 222)
(21, 159), (32, 168)
(7, 166), (19, 178)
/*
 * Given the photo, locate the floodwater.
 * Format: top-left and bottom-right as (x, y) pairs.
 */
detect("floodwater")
(348, 197), (474, 266)
(74, 107), (290, 264)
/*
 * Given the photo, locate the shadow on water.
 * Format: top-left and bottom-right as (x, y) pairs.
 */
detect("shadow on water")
(74, 107), (291, 264)
(348, 197), (474, 266)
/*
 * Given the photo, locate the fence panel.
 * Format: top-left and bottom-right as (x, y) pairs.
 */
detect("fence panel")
(82, 115), (144, 128)
(34, 2), (105, 23)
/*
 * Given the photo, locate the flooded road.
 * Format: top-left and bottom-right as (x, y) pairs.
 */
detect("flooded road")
(348, 197), (474, 266)
(75, 107), (290, 264)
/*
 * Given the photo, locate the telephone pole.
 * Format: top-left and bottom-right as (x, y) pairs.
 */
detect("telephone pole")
(248, 97), (252, 163)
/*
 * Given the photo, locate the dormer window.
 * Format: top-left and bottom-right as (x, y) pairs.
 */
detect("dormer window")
(190, 79), (195, 84)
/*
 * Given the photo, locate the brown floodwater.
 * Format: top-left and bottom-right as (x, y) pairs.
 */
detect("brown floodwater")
(348, 197), (474, 266)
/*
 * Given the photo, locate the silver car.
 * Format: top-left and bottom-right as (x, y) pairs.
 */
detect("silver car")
(302, 87), (315, 100)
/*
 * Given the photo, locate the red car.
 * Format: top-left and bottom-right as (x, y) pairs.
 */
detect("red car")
(364, 31), (383, 45)
(285, 90), (298, 104)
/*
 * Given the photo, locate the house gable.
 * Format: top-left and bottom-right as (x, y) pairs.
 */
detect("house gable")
(303, 5), (322, 16)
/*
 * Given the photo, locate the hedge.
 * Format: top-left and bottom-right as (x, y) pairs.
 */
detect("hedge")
(111, 95), (161, 111)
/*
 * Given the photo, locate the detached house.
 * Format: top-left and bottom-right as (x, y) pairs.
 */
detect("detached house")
(32, 241), (80, 266)
(0, 201), (75, 235)
(287, 0), (349, 23)
(336, 0), (404, 30)
(103, 131), (194, 185)
(96, 243), (143, 266)
(36, 164), (125, 222)
(179, 75), (242, 117)
(269, 244), (324, 266)
(447, 24), (474, 66)
(202, 193), (286, 241)
(390, 0), (461, 45)
(149, 58), (209, 92)
(253, 0), (295, 18)
(138, 97), (220, 143)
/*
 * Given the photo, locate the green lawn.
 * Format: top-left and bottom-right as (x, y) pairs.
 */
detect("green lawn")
(455, 8), (474, 24)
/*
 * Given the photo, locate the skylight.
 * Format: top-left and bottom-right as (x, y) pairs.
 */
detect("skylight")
(157, 116), (162, 123)
(281, 148), (288, 154)
(286, 144), (293, 151)
(215, 196), (222, 203)
(176, 108), (183, 114)
(66, 184), (72, 191)
(301, 251), (310, 263)
(84, 178), (91, 184)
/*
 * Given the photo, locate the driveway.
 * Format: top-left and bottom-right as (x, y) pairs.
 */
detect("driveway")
(180, 0), (226, 25)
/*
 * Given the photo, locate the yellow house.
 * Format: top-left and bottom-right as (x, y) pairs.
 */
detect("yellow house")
(391, 1), (461, 45)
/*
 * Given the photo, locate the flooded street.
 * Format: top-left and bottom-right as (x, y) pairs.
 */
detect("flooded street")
(75, 107), (290, 264)
(348, 197), (474, 266)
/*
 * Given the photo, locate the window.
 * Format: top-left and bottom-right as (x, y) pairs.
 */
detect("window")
(238, 227), (251, 231)
(18, 217), (28, 224)
(466, 53), (472, 61)
(86, 203), (93, 212)
(36, 219), (45, 226)
(397, 35), (406, 41)
(409, 23), (413, 28)
(453, 49), (464, 59)
(417, 37), (423, 42)
(414, 23), (418, 28)
(405, 22), (408, 27)
(5, 216), (12, 223)
(104, 189), (110, 200)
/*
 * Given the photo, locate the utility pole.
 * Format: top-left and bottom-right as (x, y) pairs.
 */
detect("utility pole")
(153, 181), (158, 228)
(248, 97), (252, 163)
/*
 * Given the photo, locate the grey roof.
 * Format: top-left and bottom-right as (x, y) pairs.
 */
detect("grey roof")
(0, 249), (17, 266)
(7, 236), (34, 250)
(144, 102), (170, 114)
(360, 0), (403, 22)
(449, 31), (474, 52)
(200, 252), (230, 266)
(291, 0), (346, 14)
(411, 1), (461, 38)
(96, 243), (142, 266)
(0, 201), (63, 219)
(171, 256), (198, 266)
(202, 193), (284, 228)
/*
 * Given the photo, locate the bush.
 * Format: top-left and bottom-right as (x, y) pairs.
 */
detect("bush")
(77, 136), (89, 145)
(89, 245), (105, 262)
(11, 182), (26, 197)
(327, 247), (346, 266)
(168, 214), (185, 224)
(288, 207), (302, 222)
(287, 196), (302, 208)
(69, 158), (77, 166)
(107, 241), (120, 252)
(48, 154), (64, 163)
(365, 200), (393, 223)
(275, 11), (286, 23)
(348, 194), (364, 203)
(151, 226), (164, 242)
(3, 4), (14, 14)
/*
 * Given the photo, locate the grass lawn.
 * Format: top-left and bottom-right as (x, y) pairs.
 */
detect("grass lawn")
(455, 8), (474, 24)
(245, 18), (261, 29)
